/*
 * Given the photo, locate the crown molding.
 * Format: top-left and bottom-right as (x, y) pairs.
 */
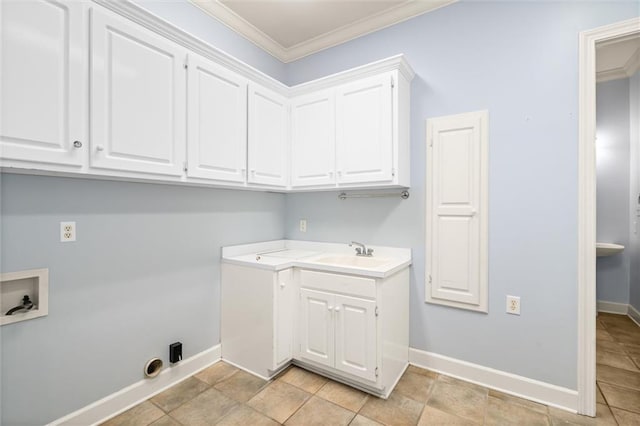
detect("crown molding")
(190, 0), (456, 63)
(596, 46), (640, 82)
(91, 1), (414, 98)
(189, 0), (289, 61)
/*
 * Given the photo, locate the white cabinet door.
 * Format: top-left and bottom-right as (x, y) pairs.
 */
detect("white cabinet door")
(335, 74), (393, 184)
(274, 269), (294, 367)
(187, 54), (247, 183)
(90, 7), (185, 176)
(0, 0), (85, 167)
(426, 111), (488, 312)
(299, 288), (334, 368)
(291, 90), (335, 187)
(248, 84), (288, 187)
(334, 294), (377, 381)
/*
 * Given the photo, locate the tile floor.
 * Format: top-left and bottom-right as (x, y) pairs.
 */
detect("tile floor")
(595, 313), (640, 425)
(102, 314), (639, 426)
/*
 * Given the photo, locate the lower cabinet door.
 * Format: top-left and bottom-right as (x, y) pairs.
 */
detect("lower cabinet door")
(299, 288), (334, 368)
(334, 294), (377, 381)
(274, 269), (294, 367)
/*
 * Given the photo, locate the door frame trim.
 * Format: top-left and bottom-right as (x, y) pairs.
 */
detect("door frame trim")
(577, 16), (640, 416)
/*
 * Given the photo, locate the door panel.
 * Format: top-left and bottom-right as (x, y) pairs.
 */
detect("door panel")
(291, 91), (335, 187)
(299, 288), (334, 368)
(187, 54), (247, 182)
(334, 294), (377, 381)
(248, 84), (288, 187)
(426, 111), (488, 311)
(335, 74), (392, 184)
(0, 0), (84, 166)
(90, 7), (185, 176)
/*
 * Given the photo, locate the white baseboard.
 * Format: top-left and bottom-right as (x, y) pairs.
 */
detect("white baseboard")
(597, 300), (629, 314)
(49, 345), (221, 426)
(409, 348), (578, 412)
(629, 304), (640, 327)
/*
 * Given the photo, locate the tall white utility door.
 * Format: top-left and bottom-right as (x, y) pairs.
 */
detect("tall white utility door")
(426, 110), (488, 312)
(187, 54), (247, 183)
(0, 0), (85, 166)
(90, 8), (186, 176)
(335, 73), (393, 184)
(299, 288), (334, 368)
(334, 295), (377, 381)
(247, 84), (288, 187)
(290, 90), (335, 187)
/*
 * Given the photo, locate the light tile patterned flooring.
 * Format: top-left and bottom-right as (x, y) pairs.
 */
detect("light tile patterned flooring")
(103, 314), (640, 425)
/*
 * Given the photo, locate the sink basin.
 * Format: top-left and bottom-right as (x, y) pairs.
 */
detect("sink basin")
(596, 243), (625, 257)
(312, 255), (391, 268)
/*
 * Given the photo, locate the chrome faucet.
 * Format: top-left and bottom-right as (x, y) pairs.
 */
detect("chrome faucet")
(350, 241), (374, 257)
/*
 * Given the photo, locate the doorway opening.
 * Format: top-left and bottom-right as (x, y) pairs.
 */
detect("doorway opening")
(578, 17), (640, 417)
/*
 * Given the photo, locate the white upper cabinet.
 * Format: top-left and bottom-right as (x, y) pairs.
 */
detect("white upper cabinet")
(335, 74), (393, 185)
(1, 0), (413, 192)
(187, 54), (247, 183)
(89, 7), (186, 177)
(426, 111), (488, 313)
(0, 0), (85, 167)
(248, 84), (288, 187)
(290, 90), (335, 188)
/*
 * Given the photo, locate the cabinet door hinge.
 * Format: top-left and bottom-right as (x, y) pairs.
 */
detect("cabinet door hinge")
(183, 161), (188, 172)
(428, 275), (432, 284)
(391, 168), (396, 177)
(390, 75), (395, 89)
(184, 54), (189, 70)
(429, 137), (434, 148)
(375, 367), (379, 377)
(375, 306), (379, 317)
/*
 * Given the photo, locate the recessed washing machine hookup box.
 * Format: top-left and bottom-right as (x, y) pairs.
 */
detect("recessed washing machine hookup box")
(1, 268), (49, 326)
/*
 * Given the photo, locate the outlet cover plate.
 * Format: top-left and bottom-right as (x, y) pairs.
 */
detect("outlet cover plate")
(60, 221), (76, 242)
(506, 295), (520, 315)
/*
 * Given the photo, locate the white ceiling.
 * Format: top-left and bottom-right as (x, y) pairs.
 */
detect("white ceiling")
(596, 34), (640, 82)
(190, 0), (455, 63)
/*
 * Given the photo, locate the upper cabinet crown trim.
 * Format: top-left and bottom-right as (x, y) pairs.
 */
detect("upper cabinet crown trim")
(92, 0), (414, 96)
(290, 55), (415, 96)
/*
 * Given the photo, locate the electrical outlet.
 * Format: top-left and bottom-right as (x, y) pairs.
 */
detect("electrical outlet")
(299, 219), (307, 232)
(506, 295), (520, 315)
(60, 221), (76, 242)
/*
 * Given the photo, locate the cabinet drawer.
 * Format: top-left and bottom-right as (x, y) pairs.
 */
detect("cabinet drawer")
(300, 270), (376, 298)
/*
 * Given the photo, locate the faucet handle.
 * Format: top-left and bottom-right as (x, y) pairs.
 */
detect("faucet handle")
(355, 247), (362, 255)
(366, 248), (374, 256)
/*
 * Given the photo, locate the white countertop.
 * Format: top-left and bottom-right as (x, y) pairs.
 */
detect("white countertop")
(222, 240), (411, 278)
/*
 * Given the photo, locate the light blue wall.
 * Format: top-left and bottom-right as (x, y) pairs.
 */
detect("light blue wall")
(0, 175), (285, 425)
(630, 71), (640, 313)
(596, 78), (631, 304)
(0, 2), (288, 423)
(133, 0), (286, 82)
(2, 1), (640, 423)
(285, 1), (640, 389)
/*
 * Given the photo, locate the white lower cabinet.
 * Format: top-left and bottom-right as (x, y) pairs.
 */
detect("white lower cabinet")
(299, 288), (377, 381)
(221, 264), (294, 378)
(221, 261), (409, 397)
(295, 268), (409, 397)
